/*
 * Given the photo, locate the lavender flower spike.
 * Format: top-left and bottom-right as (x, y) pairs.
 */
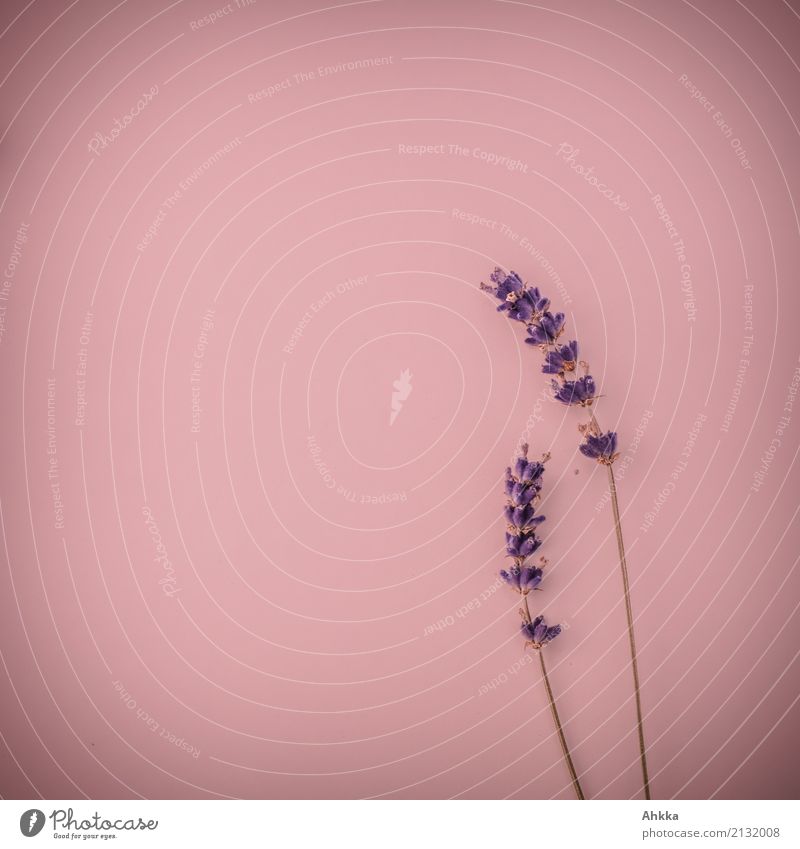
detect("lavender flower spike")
(495, 444), (585, 799)
(481, 268), (549, 323)
(481, 265), (650, 800)
(483, 267), (605, 430)
(502, 443), (548, 558)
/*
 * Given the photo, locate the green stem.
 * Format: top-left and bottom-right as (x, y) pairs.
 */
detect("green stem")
(607, 464), (651, 800)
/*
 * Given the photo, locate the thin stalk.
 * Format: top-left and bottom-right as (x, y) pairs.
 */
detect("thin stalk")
(607, 463), (651, 800)
(539, 650), (585, 800)
(523, 595), (585, 800)
(486, 275), (651, 798)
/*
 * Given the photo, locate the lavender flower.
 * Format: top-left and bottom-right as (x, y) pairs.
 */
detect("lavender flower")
(499, 564), (543, 593)
(499, 444), (562, 646)
(482, 268), (549, 323)
(503, 444), (547, 560)
(493, 443), (583, 798)
(481, 265), (649, 800)
(542, 341), (579, 375)
(579, 431), (619, 465)
(522, 615), (561, 648)
(552, 375), (596, 407)
(482, 267), (614, 457)
(506, 532), (541, 559)
(525, 311), (566, 346)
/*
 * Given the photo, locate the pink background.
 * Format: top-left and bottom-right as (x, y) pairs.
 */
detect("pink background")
(1, 0), (799, 800)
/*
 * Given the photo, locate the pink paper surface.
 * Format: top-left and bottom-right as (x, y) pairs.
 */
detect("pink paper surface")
(0, 0), (798, 799)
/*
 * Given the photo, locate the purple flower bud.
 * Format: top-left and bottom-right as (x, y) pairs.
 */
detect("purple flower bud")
(542, 340), (579, 375)
(505, 504), (546, 533)
(579, 431), (619, 464)
(552, 375), (596, 406)
(505, 531), (542, 559)
(522, 615), (561, 648)
(504, 503), (538, 528)
(520, 460), (545, 483)
(499, 565), (543, 593)
(512, 482), (537, 505)
(488, 269), (538, 322)
(525, 311), (566, 345)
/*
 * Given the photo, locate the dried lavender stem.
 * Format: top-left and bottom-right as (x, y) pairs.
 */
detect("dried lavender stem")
(607, 462), (651, 800)
(523, 595), (585, 800)
(484, 269), (650, 800)
(539, 650), (585, 800)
